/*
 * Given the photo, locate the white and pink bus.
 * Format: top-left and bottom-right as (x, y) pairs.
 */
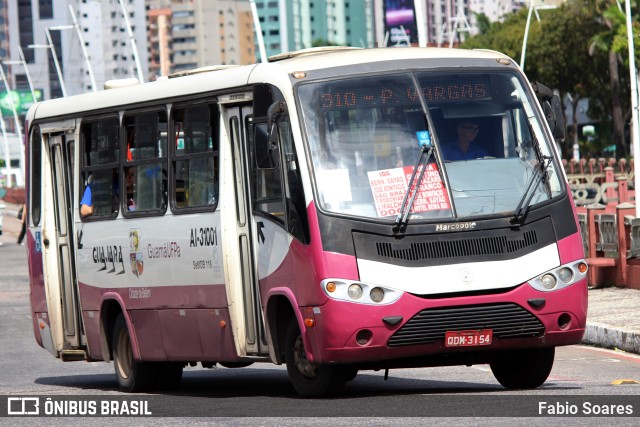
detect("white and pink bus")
(25, 47), (587, 396)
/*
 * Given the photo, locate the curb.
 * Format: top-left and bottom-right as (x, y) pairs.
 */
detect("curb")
(583, 322), (640, 354)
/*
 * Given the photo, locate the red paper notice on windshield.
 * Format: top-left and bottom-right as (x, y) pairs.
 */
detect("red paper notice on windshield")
(367, 164), (450, 217)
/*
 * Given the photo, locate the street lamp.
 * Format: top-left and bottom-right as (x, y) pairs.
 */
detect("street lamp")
(624, 0), (640, 217)
(1, 45), (32, 186)
(0, 64), (25, 184)
(249, 0), (267, 63)
(520, 1), (557, 72)
(52, 4), (97, 92)
(2, 46), (36, 101)
(116, 0), (144, 83)
(29, 27), (67, 97)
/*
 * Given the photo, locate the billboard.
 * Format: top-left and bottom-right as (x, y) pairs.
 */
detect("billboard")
(384, 0), (418, 46)
(0, 89), (43, 116)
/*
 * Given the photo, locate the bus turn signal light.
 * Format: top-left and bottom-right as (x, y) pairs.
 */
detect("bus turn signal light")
(325, 282), (336, 293)
(578, 262), (588, 273)
(304, 318), (315, 327)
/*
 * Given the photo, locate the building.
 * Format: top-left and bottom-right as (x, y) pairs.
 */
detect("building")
(469, 0), (527, 25)
(146, 0), (255, 77)
(256, 0), (375, 59)
(4, 0), (149, 99)
(373, 0), (529, 48)
(0, 1), (8, 59)
(147, 6), (172, 78)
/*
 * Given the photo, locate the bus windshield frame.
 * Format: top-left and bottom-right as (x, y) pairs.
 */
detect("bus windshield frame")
(297, 69), (564, 222)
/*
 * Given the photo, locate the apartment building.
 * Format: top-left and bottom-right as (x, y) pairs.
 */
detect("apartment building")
(256, 0), (374, 59)
(146, 0), (255, 76)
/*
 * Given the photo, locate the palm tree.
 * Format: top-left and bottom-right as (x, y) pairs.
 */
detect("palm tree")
(590, 3), (628, 157)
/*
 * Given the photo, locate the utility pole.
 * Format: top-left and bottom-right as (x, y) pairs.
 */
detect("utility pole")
(625, 0), (640, 217)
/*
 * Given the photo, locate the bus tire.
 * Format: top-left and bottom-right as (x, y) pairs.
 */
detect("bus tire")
(285, 319), (346, 397)
(490, 347), (555, 389)
(112, 313), (156, 392)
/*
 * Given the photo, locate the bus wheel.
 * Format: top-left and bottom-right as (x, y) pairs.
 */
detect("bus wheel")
(490, 347), (555, 389)
(112, 314), (156, 392)
(285, 319), (346, 397)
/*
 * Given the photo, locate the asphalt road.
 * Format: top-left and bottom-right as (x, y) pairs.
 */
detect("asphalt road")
(1, 243), (639, 425)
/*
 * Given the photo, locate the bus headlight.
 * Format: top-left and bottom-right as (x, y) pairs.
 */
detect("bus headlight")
(529, 260), (588, 292)
(540, 274), (557, 290)
(370, 287), (385, 303)
(557, 267), (573, 283)
(348, 284), (363, 300)
(321, 279), (402, 305)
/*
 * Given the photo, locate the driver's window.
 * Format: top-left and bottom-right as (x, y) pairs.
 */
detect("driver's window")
(248, 119), (284, 223)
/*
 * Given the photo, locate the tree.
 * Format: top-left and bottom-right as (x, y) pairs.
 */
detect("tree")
(525, 1), (607, 156)
(311, 39), (341, 48)
(590, 3), (628, 156)
(461, 0), (638, 158)
(462, 9), (529, 61)
(474, 13), (492, 36)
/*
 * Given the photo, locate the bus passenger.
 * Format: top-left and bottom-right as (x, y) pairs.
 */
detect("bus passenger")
(80, 178), (93, 217)
(442, 119), (488, 161)
(125, 168), (136, 211)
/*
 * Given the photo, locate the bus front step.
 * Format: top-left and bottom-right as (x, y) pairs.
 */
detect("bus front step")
(60, 350), (88, 362)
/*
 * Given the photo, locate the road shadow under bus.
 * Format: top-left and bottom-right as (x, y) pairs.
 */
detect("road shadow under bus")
(35, 367), (579, 405)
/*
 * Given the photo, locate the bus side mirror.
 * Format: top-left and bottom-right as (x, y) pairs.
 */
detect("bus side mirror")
(533, 82), (565, 141)
(543, 95), (565, 141)
(267, 101), (286, 129)
(260, 101), (287, 168)
(255, 122), (279, 169)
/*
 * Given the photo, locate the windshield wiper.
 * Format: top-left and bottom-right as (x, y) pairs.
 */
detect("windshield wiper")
(510, 119), (554, 227)
(510, 154), (552, 227)
(393, 136), (435, 236)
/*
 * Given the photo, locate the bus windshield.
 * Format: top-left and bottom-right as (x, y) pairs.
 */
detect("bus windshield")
(298, 70), (563, 221)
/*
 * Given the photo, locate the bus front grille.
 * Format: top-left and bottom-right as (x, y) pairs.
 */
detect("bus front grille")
(376, 230), (538, 262)
(387, 303), (545, 348)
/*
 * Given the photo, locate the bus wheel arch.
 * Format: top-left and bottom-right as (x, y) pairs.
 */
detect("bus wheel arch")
(99, 298), (127, 362)
(112, 312), (157, 392)
(266, 294), (296, 365)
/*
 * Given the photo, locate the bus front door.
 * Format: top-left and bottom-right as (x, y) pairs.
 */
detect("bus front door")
(42, 131), (84, 358)
(224, 104), (269, 357)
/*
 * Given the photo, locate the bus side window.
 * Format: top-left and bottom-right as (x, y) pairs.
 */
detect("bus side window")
(30, 125), (43, 226)
(80, 117), (120, 219)
(171, 103), (219, 211)
(123, 111), (168, 214)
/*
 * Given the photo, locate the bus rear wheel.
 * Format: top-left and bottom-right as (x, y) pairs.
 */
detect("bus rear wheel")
(490, 347), (555, 389)
(112, 314), (156, 392)
(285, 319), (347, 397)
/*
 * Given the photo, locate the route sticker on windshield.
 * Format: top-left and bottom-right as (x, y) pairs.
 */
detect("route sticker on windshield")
(367, 164), (450, 217)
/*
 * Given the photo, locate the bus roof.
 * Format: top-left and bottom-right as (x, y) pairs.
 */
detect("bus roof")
(28, 47), (514, 122)
(267, 46), (511, 73)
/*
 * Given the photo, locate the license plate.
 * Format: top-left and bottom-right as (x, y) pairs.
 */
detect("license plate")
(445, 329), (492, 347)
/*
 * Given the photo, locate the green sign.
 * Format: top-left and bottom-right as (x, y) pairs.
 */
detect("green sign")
(0, 89), (43, 116)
